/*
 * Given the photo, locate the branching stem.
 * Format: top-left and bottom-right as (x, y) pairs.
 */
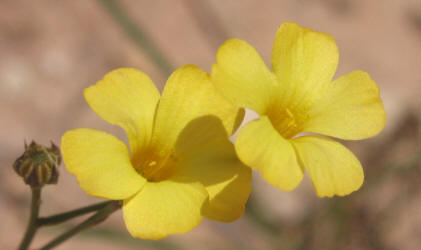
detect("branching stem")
(38, 201), (112, 227)
(39, 201), (121, 250)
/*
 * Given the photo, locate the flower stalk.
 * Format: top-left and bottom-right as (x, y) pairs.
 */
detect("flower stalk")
(39, 201), (121, 250)
(38, 200), (113, 227)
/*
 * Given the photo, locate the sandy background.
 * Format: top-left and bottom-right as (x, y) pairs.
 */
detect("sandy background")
(1, 0), (421, 249)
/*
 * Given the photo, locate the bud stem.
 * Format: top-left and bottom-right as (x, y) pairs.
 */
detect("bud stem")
(18, 187), (41, 250)
(39, 201), (121, 250)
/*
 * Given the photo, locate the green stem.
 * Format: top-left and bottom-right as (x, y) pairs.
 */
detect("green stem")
(18, 188), (41, 250)
(39, 201), (121, 250)
(38, 201), (113, 226)
(99, 0), (173, 77)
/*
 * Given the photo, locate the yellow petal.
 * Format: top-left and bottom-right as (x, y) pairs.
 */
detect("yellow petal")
(212, 39), (278, 114)
(175, 116), (252, 222)
(271, 22), (339, 108)
(304, 71), (386, 140)
(84, 68), (160, 155)
(152, 65), (244, 152)
(235, 116), (303, 191)
(61, 129), (146, 200)
(291, 136), (364, 197)
(122, 178), (208, 240)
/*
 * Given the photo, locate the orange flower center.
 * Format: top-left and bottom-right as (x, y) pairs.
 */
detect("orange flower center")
(131, 147), (178, 182)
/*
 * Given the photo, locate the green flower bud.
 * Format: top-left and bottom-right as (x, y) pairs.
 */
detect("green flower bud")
(13, 141), (61, 188)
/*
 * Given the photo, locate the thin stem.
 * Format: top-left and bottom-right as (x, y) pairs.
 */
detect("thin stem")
(98, 0), (173, 77)
(18, 188), (41, 250)
(38, 201), (112, 227)
(39, 201), (121, 250)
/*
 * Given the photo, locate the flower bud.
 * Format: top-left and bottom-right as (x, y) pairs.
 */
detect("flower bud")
(13, 141), (61, 188)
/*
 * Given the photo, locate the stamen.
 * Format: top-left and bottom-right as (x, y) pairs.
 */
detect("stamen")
(286, 108), (294, 118)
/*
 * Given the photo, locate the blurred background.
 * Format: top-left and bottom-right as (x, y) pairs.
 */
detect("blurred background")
(1, 0), (421, 249)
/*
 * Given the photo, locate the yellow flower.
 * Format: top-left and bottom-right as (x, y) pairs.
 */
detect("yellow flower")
(211, 22), (386, 197)
(61, 65), (251, 239)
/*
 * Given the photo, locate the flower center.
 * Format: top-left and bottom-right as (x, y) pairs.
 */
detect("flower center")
(131, 147), (178, 182)
(265, 105), (309, 139)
